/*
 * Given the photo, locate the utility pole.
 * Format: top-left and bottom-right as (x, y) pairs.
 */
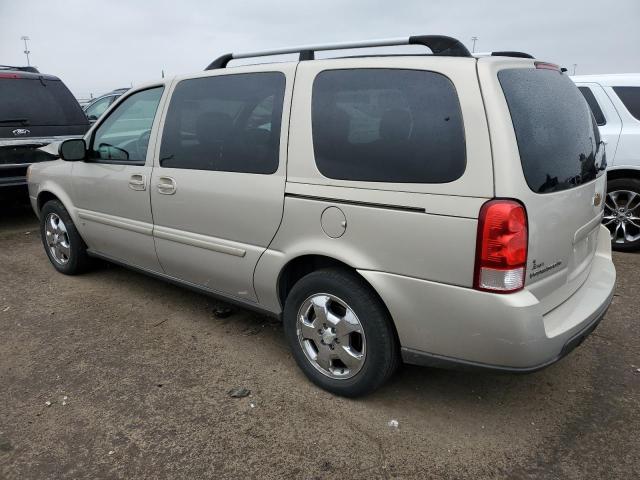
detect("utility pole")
(471, 36), (478, 53)
(572, 63), (577, 75)
(21, 36), (31, 66)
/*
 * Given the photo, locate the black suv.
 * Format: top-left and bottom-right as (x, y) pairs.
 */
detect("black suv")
(0, 66), (89, 188)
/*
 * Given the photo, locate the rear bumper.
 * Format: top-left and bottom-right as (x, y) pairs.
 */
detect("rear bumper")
(401, 298), (608, 372)
(358, 225), (616, 372)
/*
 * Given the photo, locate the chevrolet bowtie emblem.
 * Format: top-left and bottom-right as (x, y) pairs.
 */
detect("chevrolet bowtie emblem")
(593, 192), (602, 207)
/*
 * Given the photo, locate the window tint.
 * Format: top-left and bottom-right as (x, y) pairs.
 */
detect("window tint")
(499, 69), (605, 194)
(578, 87), (606, 126)
(613, 87), (640, 121)
(0, 78), (88, 127)
(85, 96), (112, 120)
(159, 72), (285, 174)
(311, 69), (465, 183)
(89, 87), (163, 164)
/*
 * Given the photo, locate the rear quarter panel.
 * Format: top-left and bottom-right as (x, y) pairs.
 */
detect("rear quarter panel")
(477, 57), (608, 308)
(255, 56), (494, 312)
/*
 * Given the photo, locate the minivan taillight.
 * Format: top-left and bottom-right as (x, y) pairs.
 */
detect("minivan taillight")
(474, 199), (528, 293)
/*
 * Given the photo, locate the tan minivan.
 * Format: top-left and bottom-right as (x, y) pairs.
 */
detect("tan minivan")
(28, 36), (616, 396)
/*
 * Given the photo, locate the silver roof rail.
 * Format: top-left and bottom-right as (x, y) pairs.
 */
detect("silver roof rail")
(205, 35), (471, 70)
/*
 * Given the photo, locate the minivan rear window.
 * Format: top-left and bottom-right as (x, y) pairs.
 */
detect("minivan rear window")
(311, 69), (466, 183)
(0, 78), (88, 127)
(499, 68), (605, 194)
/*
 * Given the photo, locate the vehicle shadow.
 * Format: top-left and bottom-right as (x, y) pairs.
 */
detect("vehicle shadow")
(0, 190), (38, 233)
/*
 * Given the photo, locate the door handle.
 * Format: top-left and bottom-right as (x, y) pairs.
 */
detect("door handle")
(157, 176), (177, 195)
(128, 174), (146, 191)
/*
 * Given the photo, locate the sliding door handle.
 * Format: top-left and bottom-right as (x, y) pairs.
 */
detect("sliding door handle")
(157, 176), (177, 195)
(128, 174), (146, 191)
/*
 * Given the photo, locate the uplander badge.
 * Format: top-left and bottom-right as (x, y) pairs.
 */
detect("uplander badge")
(12, 128), (30, 136)
(530, 259), (562, 279)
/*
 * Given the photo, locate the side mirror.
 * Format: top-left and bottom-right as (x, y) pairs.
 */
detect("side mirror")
(59, 138), (87, 161)
(88, 114), (98, 121)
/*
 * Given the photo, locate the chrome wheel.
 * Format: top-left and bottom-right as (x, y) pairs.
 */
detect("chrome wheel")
(604, 190), (640, 245)
(44, 213), (71, 265)
(296, 294), (366, 380)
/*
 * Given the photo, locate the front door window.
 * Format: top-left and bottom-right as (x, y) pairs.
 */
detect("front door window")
(89, 87), (164, 165)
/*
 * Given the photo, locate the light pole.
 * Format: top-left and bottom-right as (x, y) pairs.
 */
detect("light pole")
(21, 36), (31, 66)
(572, 63), (577, 75)
(471, 36), (478, 53)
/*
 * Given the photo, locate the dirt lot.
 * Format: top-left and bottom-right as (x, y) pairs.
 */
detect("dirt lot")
(1, 198), (639, 480)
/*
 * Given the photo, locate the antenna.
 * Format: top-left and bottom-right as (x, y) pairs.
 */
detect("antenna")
(471, 36), (478, 53)
(20, 36), (31, 66)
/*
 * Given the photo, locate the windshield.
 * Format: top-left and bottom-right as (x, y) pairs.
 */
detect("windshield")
(499, 68), (605, 194)
(0, 77), (88, 127)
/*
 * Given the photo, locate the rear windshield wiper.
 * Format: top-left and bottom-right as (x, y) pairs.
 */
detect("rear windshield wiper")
(0, 118), (30, 126)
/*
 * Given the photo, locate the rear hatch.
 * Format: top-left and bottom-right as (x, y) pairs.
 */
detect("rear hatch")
(0, 74), (89, 169)
(479, 59), (607, 306)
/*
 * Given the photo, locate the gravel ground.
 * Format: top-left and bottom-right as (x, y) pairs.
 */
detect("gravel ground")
(1, 198), (639, 479)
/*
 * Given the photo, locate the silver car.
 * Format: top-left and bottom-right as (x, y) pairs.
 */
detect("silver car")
(27, 35), (616, 396)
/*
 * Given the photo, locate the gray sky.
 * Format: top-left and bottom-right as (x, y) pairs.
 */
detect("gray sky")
(1, 0), (639, 99)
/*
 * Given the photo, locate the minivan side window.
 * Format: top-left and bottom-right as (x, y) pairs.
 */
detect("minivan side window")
(578, 87), (606, 126)
(311, 69), (466, 183)
(159, 72), (286, 174)
(89, 87), (164, 164)
(613, 87), (640, 121)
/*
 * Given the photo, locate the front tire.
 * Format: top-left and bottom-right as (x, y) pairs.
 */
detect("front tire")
(283, 268), (399, 397)
(604, 178), (640, 251)
(40, 200), (92, 274)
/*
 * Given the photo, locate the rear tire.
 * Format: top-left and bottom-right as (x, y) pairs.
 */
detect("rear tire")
(605, 178), (640, 252)
(40, 200), (92, 274)
(283, 268), (399, 397)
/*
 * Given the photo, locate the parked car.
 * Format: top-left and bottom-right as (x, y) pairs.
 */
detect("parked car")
(83, 88), (129, 124)
(0, 65), (89, 189)
(573, 74), (640, 250)
(27, 35), (615, 397)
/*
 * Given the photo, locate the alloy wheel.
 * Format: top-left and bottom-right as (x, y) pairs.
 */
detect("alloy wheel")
(44, 213), (71, 264)
(296, 293), (366, 379)
(603, 190), (640, 245)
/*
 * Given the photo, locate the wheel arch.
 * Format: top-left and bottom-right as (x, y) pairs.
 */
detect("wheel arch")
(37, 190), (62, 212)
(606, 167), (640, 182)
(35, 182), (78, 220)
(275, 254), (401, 346)
(35, 185), (84, 239)
(277, 254), (352, 308)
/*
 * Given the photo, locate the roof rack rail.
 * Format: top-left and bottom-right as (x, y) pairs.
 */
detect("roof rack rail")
(490, 51), (534, 59)
(205, 35), (471, 70)
(0, 65), (40, 73)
